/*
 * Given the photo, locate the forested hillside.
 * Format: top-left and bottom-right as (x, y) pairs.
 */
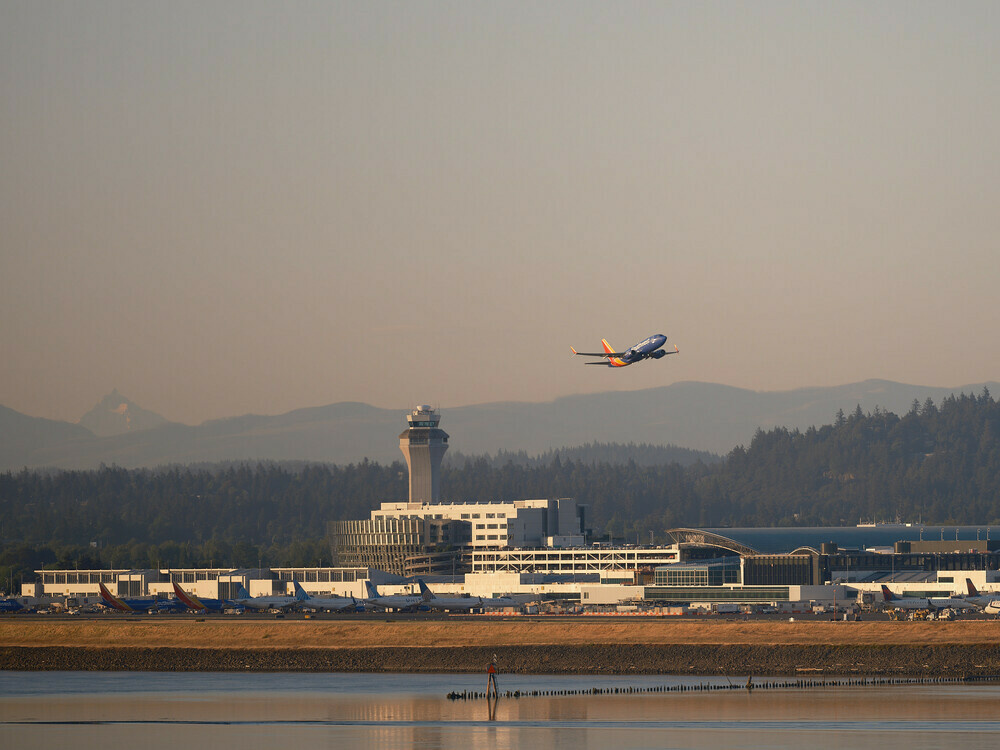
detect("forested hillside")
(2, 390), (998, 587)
(446, 442), (720, 468)
(704, 390), (1000, 526)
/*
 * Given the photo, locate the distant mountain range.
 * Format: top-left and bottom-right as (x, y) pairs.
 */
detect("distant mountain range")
(78, 388), (171, 436)
(1, 380), (996, 471)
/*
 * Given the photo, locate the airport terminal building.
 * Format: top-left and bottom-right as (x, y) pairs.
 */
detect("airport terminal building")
(20, 407), (1000, 609)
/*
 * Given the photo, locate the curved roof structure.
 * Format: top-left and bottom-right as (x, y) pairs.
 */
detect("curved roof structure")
(667, 528), (759, 557)
(669, 525), (1000, 555)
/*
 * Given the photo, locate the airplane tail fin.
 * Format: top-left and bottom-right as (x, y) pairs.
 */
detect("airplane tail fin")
(880, 585), (895, 601)
(601, 339), (615, 355)
(293, 581), (310, 600)
(98, 582), (130, 612)
(967, 578), (980, 597)
(365, 581), (378, 598)
(237, 585), (251, 600)
(417, 579), (435, 600)
(172, 581), (205, 610)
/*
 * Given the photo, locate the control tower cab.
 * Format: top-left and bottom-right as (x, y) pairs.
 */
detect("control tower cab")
(399, 405), (449, 503)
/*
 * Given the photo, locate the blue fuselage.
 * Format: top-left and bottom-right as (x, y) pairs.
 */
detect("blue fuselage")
(618, 333), (668, 364)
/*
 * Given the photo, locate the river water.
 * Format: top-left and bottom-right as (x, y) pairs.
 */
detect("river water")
(2, 671), (999, 749)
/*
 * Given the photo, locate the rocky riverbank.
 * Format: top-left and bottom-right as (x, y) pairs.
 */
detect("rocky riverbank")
(4, 643), (1000, 675)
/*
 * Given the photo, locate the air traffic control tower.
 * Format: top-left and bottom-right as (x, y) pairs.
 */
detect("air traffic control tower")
(399, 405), (449, 503)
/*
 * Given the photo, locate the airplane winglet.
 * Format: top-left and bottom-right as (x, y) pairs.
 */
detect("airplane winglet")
(570, 346), (577, 354)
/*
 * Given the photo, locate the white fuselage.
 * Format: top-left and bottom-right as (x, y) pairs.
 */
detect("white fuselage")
(300, 595), (356, 612)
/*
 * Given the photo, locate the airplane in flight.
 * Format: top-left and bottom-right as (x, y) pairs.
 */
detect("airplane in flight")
(416, 580), (483, 612)
(364, 581), (427, 612)
(171, 582), (244, 613)
(292, 581), (359, 612)
(571, 333), (677, 367)
(98, 582), (185, 613)
(233, 584), (308, 612)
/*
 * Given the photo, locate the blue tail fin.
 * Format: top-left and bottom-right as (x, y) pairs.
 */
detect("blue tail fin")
(293, 581), (310, 600)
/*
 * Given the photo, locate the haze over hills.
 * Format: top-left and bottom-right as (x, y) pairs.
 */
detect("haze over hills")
(0, 379), (996, 472)
(78, 389), (172, 437)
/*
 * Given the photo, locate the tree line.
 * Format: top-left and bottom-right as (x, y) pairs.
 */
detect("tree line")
(2, 389), (997, 587)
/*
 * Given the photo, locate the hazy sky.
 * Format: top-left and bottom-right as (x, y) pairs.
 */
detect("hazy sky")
(2, 2), (998, 425)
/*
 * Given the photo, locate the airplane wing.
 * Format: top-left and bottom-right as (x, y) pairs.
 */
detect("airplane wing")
(571, 348), (624, 357)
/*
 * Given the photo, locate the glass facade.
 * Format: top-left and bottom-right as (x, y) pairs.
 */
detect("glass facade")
(654, 557), (741, 586)
(743, 555), (815, 586)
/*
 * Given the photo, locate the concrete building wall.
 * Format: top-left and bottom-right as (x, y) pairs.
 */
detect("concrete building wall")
(580, 584), (645, 605)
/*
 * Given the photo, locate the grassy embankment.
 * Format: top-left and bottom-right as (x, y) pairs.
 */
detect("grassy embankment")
(3, 619), (999, 649)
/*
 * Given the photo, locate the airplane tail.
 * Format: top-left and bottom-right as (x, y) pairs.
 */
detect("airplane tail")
(417, 579), (435, 600)
(365, 581), (379, 598)
(880, 585), (895, 601)
(172, 581), (206, 611)
(967, 578), (980, 597)
(236, 585), (251, 600)
(293, 581), (311, 600)
(601, 339), (615, 355)
(99, 582), (130, 612)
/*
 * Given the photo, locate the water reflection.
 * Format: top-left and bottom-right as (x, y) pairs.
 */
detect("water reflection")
(3, 673), (1000, 750)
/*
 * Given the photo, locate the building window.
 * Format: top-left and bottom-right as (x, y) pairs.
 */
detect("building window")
(487, 535), (498, 540)
(486, 513), (496, 519)
(476, 535), (486, 541)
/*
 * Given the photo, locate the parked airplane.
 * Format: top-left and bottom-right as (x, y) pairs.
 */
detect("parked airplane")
(571, 333), (677, 367)
(234, 584), (307, 612)
(879, 585), (934, 611)
(983, 599), (1000, 616)
(292, 581), (359, 612)
(929, 594), (980, 612)
(0, 598), (25, 613)
(480, 593), (519, 609)
(416, 580), (483, 611)
(964, 579), (996, 608)
(171, 582), (243, 613)
(881, 585), (980, 614)
(98, 582), (185, 613)
(364, 581), (427, 611)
